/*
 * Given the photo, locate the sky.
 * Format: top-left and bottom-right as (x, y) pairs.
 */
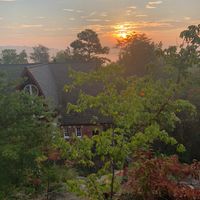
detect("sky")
(0, 0), (199, 60)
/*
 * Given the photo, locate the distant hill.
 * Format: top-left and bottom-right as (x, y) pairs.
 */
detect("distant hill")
(0, 46), (60, 61)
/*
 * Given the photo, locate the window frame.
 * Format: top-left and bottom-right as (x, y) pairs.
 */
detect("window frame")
(76, 127), (82, 138)
(23, 84), (39, 96)
(64, 127), (70, 139)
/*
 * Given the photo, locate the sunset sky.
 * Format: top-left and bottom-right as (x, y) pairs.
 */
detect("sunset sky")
(0, 0), (199, 59)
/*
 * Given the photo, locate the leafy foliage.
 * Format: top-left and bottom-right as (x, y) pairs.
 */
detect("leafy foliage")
(157, 25), (200, 162)
(0, 24), (198, 200)
(61, 63), (196, 199)
(159, 24), (200, 84)
(0, 74), (57, 198)
(180, 24), (200, 46)
(121, 151), (200, 200)
(66, 64), (195, 136)
(53, 25), (200, 199)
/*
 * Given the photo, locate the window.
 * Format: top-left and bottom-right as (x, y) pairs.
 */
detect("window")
(92, 129), (99, 136)
(76, 127), (82, 138)
(64, 127), (70, 139)
(23, 84), (39, 96)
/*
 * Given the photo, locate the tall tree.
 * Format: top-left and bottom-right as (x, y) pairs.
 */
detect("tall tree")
(70, 29), (110, 66)
(0, 74), (57, 198)
(169, 24), (200, 162)
(17, 49), (28, 64)
(159, 24), (200, 84)
(30, 44), (50, 63)
(180, 24), (200, 46)
(118, 33), (161, 76)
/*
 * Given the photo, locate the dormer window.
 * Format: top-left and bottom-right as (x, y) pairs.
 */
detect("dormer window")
(23, 84), (39, 96)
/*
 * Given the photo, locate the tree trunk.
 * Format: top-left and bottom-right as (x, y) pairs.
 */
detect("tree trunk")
(110, 128), (115, 200)
(110, 160), (115, 200)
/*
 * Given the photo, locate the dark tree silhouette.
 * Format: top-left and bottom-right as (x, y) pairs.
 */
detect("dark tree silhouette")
(70, 29), (110, 66)
(180, 24), (200, 45)
(30, 44), (50, 64)
(118, 33), (161, 76)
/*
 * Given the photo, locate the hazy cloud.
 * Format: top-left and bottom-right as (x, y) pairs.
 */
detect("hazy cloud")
(89, 11), (97, 16)
(43, 28), (63, 32)
(184, 16), (191, 20)
(146, 5), (156, 9)
(128, 6), (137, 9)
(136, 14), (147, 17)
(146, 1), (162, 9)
(63, 8), (84, 14)
(0, 0), (198, 51)
(21, 24), (43, 28)
(35, 16), (46, 19)
(86, 18), (102, 22)
(64, 9), (74, 12)
(76, 10), (83, 13)
(149, 1), (163, 5)
(100, 12), (107, 17)
(0, 0), (16, 1)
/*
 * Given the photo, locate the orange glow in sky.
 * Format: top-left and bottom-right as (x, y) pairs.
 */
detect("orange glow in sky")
(112, 24), (136, 40)
(113, 25), (130, 39)
(0, 0), (199, 61)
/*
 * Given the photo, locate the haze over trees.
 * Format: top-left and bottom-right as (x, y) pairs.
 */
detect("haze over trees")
(0, 45), (51, 64)
(52, 47), (72, 63)
(0, 49), (28, 64)
(30, 44), (50, 64)
(118, 33), (161, 76)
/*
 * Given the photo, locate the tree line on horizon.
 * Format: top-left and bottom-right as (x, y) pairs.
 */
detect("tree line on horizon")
(2, 26), (199, 78)
(0, 28), (163, 74)
(0, 29), (110, 66)
(0, 45), (49, 64)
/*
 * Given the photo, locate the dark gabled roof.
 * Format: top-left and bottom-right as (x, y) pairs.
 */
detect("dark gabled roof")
(61, 110), (112, 125)
(25, 63), (96, 107)
(27, 63), (110, 125)
(0, 62), (111, 125)
(25, 64), (59, 106)
(48, 63), (95, 107)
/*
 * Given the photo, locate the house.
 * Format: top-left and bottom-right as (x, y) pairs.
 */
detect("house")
(0, 63), (112, 139)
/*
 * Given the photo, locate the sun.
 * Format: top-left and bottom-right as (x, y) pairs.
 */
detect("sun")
(118, 31), (128, 39)
(113, 24), (131, 39)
